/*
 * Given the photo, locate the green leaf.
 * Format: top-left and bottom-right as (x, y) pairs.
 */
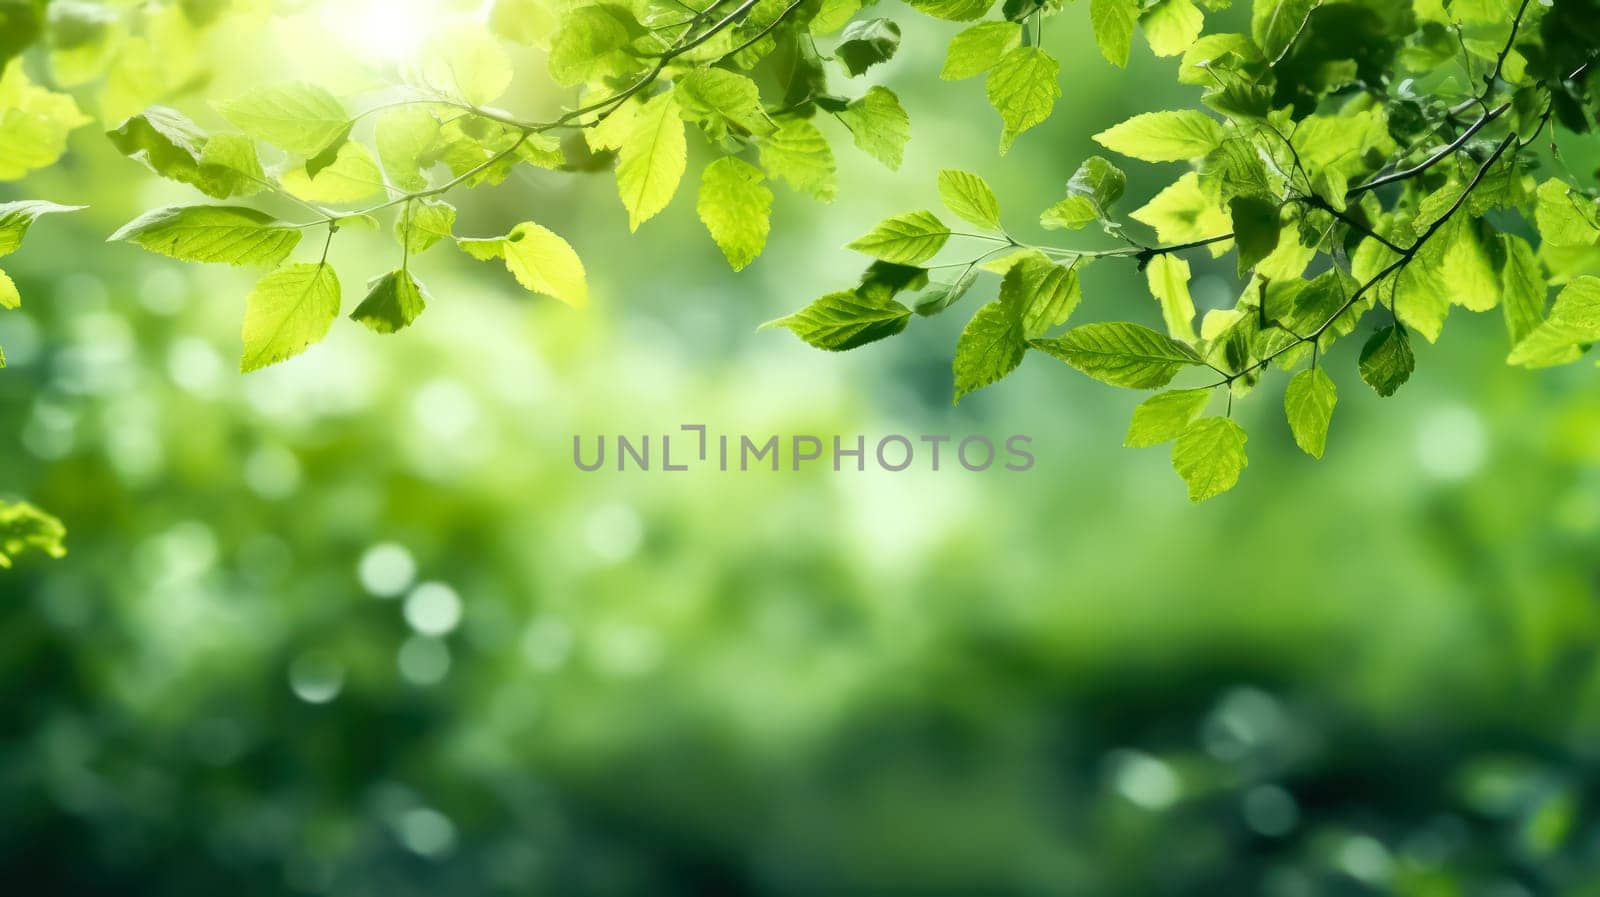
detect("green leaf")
(397, 199), (456, 255)
(836, 18), (901, 76)
(351, 269), (429, 334)
(1283, 367), (1336, 458)
(1000, 253), (1081, 337)
(501, 222), (589, 309)
(834, 86), (909, 171)
(1499, 234), (1546, 349)
(490, 0), (556, 45)
(1358, 324), (1414, 396)
(847, 211), (951, 265)
(767, 289), (912, 351)
(1125, 388), (1211, 447)
(1534, 179), (1600, 248)
(216, 82), (349, 158)
(1141, 0), (1204, 57)
(1094, 110), (1225, 162)
(0, 500), (67, 568)
(616, 89), (687, 231)
(0, 200), (82, 258)
(1507, 276), (1600, 368)
(986, 46), (1059, 154)
(106, 106), (212, 191)
(676, 69), (771, 140)
(1145, 254), (1197, 341)
(0, 1), (46, 71)
(421, 23), (512, 107)
(698, 156), (772, 272)
(1090, 0), (1140, 67)
(905, 0), (994, 22)
(1131, 173), (1232, 251)
(937, 169), (1002, 231)
(376, 106), (442, 193)
(1229, 195), (1281, 276)
(0, 61), (90, 180)
(941, 21), (1022, 80)
(1252, 0), (1320, 65)
(548, 4), (640, 86)
(197, 134), (266, 199)
(1032, 321), (1202, 389)
(1041, 156), (1127, 230)
(914, 268), (979, 316)
(108, 205), (300, 267)
(240, 263), (341, 373)
(760, 118), (837, 201)
(1171, 417), (1248, 502)
(0, 266), (16, 310)
(280, 142), (385, 205)
(954, 300), (1027, 402)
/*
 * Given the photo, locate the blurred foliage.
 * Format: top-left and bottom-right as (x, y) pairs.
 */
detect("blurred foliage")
(1, 1), (1600, 896)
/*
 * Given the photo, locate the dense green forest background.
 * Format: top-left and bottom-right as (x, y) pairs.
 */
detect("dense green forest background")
(4, 1), (1600, 894)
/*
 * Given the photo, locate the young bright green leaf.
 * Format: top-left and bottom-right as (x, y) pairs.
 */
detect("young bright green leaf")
(0, 200), (83, 258)
(1032, 321), (1202, 389)
(0, 500), (67, 568)
(1252, 0), (1320, 65)
(767, 290), (912, 351)
(941, 21), (1022, 80)
(905, 0), (994, 22)
(0, 266), (16, 310)
(375, 106), (442, 193)
(937, 170), (1002, 231)
(616, 89), (687, 231)
(0, 61), (91, 180)
(834, 86), (909, 171)
(1041, 156), (1127, 230)
(676, 69), (771, 140)
(847, 211), (951, 265)
(351, 269), (429, 334)
(1094, 110), (1226, 162)
(108, 205), (300, 267)
(489, 0), (556, 45)
(280, 142), (385, 205)
(1089, 0), (1141, 67)
(986, 46), (1059, 154)
(547, 4), (640, 86)
(1131, 173), (1232, 250)
(1171, 417), (1248, 502)
(760, 118), (837, 201)
(1229, 196), (1281, 276)
(1145, 254), (1197, 341)
(1507, 276), (1600, 368)
(197, 134), (266, 199)
(397, 200), (456, 255)
(1358, 324), (1414, 397)
(1125, 388), (1211, 447)
(1499, 233), (1546, 349)
(501, 222), (589, 309)
(216, 82), (349, 158)
(810, 0), (863, 35)
(240, 263), (341, 373)
(836, 18), (901, 77)
(421, 23), (513, 107)
(953, 300), (1027, 402)
(1534, 178), (1600, 248)
(1283, 367), (1336, 458)
(698, 156), (772, 272)
(1000, 254), (1081, 337)
(1140, 0), (1205, 57)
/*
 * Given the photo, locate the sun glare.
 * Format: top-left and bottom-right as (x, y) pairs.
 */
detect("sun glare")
(320, 0), (467, 63)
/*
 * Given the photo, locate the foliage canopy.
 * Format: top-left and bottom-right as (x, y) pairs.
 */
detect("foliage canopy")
(1, 0), (1599, 504)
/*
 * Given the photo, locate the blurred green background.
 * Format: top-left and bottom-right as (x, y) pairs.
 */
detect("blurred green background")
(5, 3), (1600, 895)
